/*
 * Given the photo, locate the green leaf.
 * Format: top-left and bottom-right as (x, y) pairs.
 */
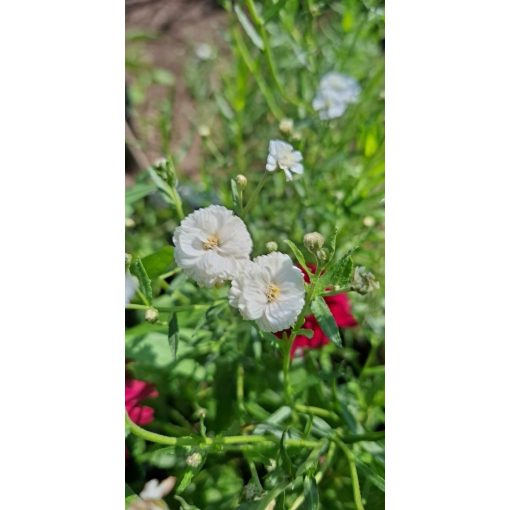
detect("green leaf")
(293, 328), (314, 339)
(329, 254), (353, 288)
(125, 182), (156, 205)
(130, 258), (153, 304)
(231, 178), (240, 212)
(234, 5), (264, 50)
(168, 313), (179, 359)
(125, 484), (139, 509)
(303, 475), (320, 510)
(263, 0), (288, 23)
(279, 429), (294, 478)
(310, 296), (342, 348)
(141, 246), (174, 280)
(284, 240), (309, 274)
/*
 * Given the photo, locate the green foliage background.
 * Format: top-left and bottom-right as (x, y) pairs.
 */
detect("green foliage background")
(126, 1), (384, 508)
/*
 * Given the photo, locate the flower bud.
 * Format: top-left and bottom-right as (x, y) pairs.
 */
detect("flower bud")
(351, 266), (380, 295)
(235, 174), (248, 190)
(279, 118), (294, 135)
(317, 248), (328, 261)
(145, 307), (159, 323)
(186, 452), (203, 467)
(198, 125), (211, 138)
(363, 216), (376, 227)
(304, 232), (325, 253)
(153, 157), (176, 187)
(265, 241), (278, 253)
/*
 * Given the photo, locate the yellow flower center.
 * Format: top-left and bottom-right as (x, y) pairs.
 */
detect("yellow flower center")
(202, 234), (219, 250)
(266, 283), (281, 303)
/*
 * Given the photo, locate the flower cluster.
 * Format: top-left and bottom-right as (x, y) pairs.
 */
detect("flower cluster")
(313, 71), (360, 120)
(173, 205), (305, 333)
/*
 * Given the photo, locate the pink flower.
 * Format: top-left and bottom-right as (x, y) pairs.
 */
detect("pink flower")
(125, 377), (158, 426)
(279, 264), (358, 357)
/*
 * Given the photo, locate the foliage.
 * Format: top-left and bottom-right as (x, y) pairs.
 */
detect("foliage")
(126, 1), (384, 508)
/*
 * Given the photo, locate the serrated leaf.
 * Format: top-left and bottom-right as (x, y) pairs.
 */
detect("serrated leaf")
(234, 5), (264, 50)
(168, 313), (178, 359)
(284, 240), (309, 274)
(310, 297), (342, 348)
(130, 258), (153, 304)
(303, 475), (319, 510)
(141, 246), (174, 280)
(329, 254), (353, 288)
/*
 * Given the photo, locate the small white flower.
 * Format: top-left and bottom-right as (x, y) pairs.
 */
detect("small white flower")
(265, 140), (304, 182)
(173, 205), (253, 287)
(229, 252), (305, 333)
(313, 72), (360, 120)
(195, 43), (214, 61)
(129, 477), (176, 510)
(125, 273), (138, 305)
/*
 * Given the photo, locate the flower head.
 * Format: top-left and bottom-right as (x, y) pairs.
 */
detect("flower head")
(352, 266), (380, 294)
(125, 273), (138, 305)
(313, 72), (360, 120)
(125, 377), (158, 426)
(173, 205), (253, 287)
(276, 265), (357, 357)
(266, 140), (304, 181)
(303, 232), (325, 253)
(129, 477), (176, 510)
(229, 252), (305, 333)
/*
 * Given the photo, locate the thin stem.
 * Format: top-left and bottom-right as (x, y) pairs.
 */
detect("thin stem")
(126, 413), (321, 449)
(281, 333), (293, 406)
(126, 299), (227, 313)
(337, 440), (366, 510)
(243, 171), (268, 216)
(295, 404), (340, 424)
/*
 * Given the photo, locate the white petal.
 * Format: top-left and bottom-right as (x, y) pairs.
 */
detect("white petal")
(290, 163), (304, 175)
(283, 168), (293, 181)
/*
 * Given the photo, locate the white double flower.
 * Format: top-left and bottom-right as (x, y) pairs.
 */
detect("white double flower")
(173, 206), (305, 332)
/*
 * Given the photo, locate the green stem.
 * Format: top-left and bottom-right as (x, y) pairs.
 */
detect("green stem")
(126, 299), (227, 313)
(337, 440), (366, 510)
(243, 171), (268, 216)
(282, 333), (293, 406)
(295, 404), (340, 424)
(126, 413), (320, 449)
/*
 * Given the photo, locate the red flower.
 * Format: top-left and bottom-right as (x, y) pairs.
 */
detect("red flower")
(290, 265), (357, 357)
(125, 377), (158, 426)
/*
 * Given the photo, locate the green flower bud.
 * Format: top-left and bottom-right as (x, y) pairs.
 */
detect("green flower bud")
(235, 174), (248, 190)
(145, 307), (159, 323)
(304, 232), (325, 253)
(198, 125), (211, 138)
(186, 452), (203, 467)
(265, 241), (278, 253)
(279, 118), (294, 135)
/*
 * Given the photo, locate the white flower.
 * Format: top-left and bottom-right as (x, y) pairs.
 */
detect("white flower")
(313, 72), (360, 120)
(265, 140), (304, 181)
(125, 273), (138, 305)
(229, 252), (305, 333)
(129, 477), (176, 510)
(173, 205), (253, 287)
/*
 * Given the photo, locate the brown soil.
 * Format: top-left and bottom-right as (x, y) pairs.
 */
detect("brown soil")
(126, 0), (227, 180)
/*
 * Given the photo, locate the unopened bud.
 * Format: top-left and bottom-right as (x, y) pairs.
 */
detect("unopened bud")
(352, 266), (380, 295)
(304, 232), (325, 253)
(145, 307), (159, 323)
(125, 217), (136, 228)
(153, 157), (176, 187)
(235, 174), (248, 190)
(198, 125), (211, 138)
(279, 118), (294, 135)
(265, 241), (278, 253)
(363, 216), (376, 227)
(186, 452), (203, 467)
(317, 248), (328, 261)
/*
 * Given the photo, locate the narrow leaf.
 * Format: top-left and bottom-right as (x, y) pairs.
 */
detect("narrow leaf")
(279, 429), (294, 478)
(168, 313), (179, 359)
(131, 258), (153, 304)
(284, 240), (309, 274)
(234, 5), (264, 50)
(231, 178), (240, 211)
(311, 296), (342, 348)
(303, 475), (320, 510)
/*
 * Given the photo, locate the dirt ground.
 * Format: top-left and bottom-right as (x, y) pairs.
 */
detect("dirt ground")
(126, 0), (227, 179)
